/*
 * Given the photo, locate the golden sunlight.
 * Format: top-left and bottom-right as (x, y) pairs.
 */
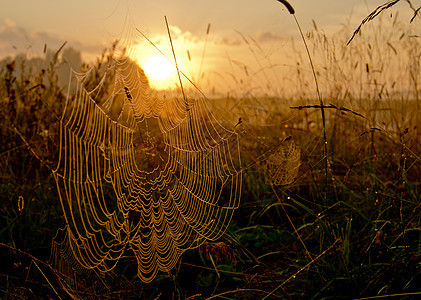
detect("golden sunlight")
(139, 55), (177, 90)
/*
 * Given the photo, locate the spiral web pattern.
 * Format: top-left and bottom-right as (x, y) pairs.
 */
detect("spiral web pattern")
(51, 27), (241, 283)
(266, 141), (300, 186)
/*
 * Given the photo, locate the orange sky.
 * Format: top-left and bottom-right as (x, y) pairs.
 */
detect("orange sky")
(0, 0), (415, 95)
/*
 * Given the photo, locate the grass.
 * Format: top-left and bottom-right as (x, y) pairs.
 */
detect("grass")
(0, 4), (421, 299)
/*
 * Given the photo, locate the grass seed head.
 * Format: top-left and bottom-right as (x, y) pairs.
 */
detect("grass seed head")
(277, 0), (295, 15)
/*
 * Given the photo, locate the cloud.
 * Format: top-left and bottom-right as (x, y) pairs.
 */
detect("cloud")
(168, 25), (199, 44)
(215, 34), (243, 46)
(0, 18), (102, 59)
(2, 18), (17, 31)
(215, 30), (286, 47)
(0, 18), (28, 50)
(254, 31), (286, 44)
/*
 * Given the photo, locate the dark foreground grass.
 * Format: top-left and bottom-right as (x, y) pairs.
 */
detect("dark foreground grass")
(0, 24), (421, 300)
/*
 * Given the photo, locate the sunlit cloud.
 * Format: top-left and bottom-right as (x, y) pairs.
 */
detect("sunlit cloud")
(132, 25), (218, 90)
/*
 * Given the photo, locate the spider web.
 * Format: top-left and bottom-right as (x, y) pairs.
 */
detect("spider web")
(51, 23), (242, 283)
(266, 141), (300, 186)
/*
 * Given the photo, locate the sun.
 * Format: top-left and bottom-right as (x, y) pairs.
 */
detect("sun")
(139, 55), (176, 90)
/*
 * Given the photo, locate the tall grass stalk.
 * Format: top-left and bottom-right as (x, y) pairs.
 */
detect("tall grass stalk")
(276, 0), (329, 189)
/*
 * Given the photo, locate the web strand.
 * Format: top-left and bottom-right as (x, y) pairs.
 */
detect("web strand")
(52, 21), (242, 283)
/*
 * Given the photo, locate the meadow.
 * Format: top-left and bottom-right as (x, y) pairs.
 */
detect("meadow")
(0, 3), (420, 299)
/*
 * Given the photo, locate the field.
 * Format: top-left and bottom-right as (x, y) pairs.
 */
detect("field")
(1, 3), (421, 300)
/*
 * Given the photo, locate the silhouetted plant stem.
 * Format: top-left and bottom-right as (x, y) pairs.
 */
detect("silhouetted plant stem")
(165, 16), (188, 111)
(277, 0), (329, 191)
(165, 16), (197, 148)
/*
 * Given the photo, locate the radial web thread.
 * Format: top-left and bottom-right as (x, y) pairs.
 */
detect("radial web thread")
(51, 29), (242, 283)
